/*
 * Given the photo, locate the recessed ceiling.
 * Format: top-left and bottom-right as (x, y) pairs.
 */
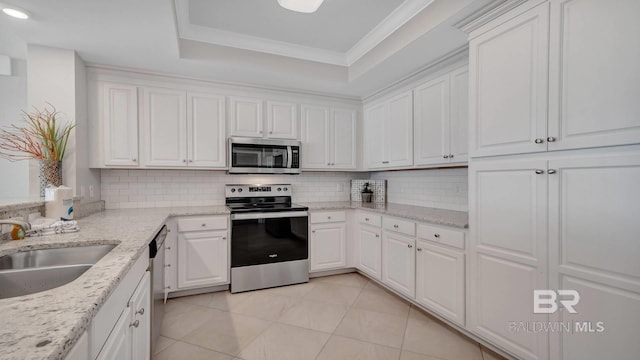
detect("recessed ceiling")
(188, 0), (404, 53)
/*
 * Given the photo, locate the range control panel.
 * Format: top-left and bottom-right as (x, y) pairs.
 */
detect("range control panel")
(225, 184), (292, 198)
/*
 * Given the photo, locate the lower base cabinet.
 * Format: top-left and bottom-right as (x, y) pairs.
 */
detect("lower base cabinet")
(356, 223), (382, 280)
(177, 230), (228, 288)
(310, 211), (347, 272)
(381, 231), (416, 298)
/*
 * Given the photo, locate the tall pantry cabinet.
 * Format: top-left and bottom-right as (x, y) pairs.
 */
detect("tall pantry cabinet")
(466, 1), (640, 360)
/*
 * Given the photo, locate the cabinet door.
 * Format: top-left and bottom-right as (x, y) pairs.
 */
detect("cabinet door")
(96, 307), (131, 360)
(548, 0), (640, 151)
(469, 3), (549, 157)
(449, 66), (469, 163)
(356, 224), (382, 280)
(364, 102), (387, 169)
(386, 91), (414, 167)
(65, 332), (89, 360)
(230, 96), (263, 137)
(187, 93), (226, 168)
(142, 87), (187, 167)
(300, 105), (330, 169)
(129, 272), (151, 360)
(547, 153), (640, 360)
(103, 83), (139, 167)
(414, 75), (450, 166)
(266, 101), (298, 139)
(416, 240), (465, 326)
(178, 230), (228, 289)
(310, 223), (346, 271)
(382, 231), (415, 298)
(331, 108), (357, 169)
(469, 158), (548, 360)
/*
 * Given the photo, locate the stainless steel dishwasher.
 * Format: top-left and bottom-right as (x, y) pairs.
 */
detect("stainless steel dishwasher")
(148, 225), (167, 354)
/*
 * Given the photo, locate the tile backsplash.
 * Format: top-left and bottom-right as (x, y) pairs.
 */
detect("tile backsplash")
(350, 180), (387, 204)
(101, 170), (364, 209)
(370, 168), (468, 211)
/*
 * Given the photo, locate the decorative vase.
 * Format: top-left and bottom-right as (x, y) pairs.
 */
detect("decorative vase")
(39, 160), (62, 197)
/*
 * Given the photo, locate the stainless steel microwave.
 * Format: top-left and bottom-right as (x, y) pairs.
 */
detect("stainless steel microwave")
(228, 137), (301, 174)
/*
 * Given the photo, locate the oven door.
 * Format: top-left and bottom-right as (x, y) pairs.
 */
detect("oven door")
(231, 211), (308, 267)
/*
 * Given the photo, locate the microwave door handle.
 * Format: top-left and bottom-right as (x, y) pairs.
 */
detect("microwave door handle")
(287, 147), (293, 168)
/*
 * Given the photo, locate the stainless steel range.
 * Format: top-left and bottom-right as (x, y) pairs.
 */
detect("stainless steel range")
(226, 184), (309, 293)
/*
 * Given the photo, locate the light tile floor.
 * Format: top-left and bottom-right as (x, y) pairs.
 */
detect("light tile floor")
(156, 273), (508, 360)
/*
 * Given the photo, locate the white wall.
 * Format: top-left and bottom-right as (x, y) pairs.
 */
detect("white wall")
(101, 170), (365, 209)
(370, 168), (468, 211)
(0, 58), (29, 199)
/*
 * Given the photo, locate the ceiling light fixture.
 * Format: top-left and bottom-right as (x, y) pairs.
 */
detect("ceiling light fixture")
(1, 5), (30, 19)
(277, 0), (325, 13)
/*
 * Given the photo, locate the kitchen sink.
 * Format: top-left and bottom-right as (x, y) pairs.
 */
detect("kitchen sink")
(0, 244), (117, 299)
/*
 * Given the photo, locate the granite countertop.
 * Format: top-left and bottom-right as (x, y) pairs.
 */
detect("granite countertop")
(0, 206), (228, 360)
(300, 201), (469, 229)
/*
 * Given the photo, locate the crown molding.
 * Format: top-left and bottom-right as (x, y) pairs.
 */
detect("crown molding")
(174, 0), (434, 67)
(452, 0), (530, 34)
(345, 0), (435, 65)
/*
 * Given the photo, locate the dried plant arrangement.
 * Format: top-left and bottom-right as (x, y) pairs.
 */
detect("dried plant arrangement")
(0, 104), (74, 162)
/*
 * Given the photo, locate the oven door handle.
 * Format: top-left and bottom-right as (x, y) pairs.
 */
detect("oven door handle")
(231, 211), (308, 220)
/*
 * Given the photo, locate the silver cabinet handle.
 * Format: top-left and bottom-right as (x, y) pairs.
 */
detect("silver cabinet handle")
(434, 233), (440, 238)
(189, 160), (193, 163)
(183, 159), (187, 163)
(382, 161), (389, 164)
(393, 224), (399, 229)
(269, 131), (273, 134)
(365, 218), (369, 221)
(201, 224), (206, 227)
(129, 320), (140, 328)
(535, 169), (544, 174)
(548, 169), (557, 174)
(375, 234), (380, 238)
(136, 308), (145, 315)
(417, 248), (422, 252)
(408, 244), (413, 248)
(443, 155), (449, 159)
(449, 154), (454, 158)
(165, 246), (171, 250)
(312, 230), (316, 233)
(534, 138), (544, 144)
(547, 136), (557, 142)
(222, 237), (227, 240)
(165, 264), (171, 267)
(327, 163), (331, 165)
(132, 158), (137, 162)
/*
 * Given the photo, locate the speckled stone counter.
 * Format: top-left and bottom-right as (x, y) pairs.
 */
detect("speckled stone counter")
(0, 206), (229, 360)
(300, 201), (468, 229)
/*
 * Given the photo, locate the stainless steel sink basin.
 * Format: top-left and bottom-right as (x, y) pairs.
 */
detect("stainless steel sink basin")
(0, 244), (117, 299)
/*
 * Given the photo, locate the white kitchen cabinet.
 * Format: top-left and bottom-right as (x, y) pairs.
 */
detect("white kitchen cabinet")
(188, 93), (226, 168)
(469, 158), (549, 360)
(64, 332), (88, 360)
(382, 230), (416, 298)
(364, 91), (413, 169)
(449, 66), (469, 162)
(547, 152), (640, 360)
(468, 2), (549, 157)
(416, 239), (465, 326)
(547, 0), (640, 151)
(356, 223), (382, 280)
(266, 101), (298, 139)
(310, 211), (347, 272)
(177, 230), (228, 289)
(301, 105), (356, 170)
(102, 82), (140, 167)
(96, 307), (131, 360)
(141, 87), (188, 167)
(229, 96), (263, 138)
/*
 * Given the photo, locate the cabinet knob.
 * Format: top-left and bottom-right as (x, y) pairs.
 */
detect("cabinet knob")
(534, 138), (544, 144)
(132, 158), (137, 162)
(375, 234), (380, 238)
(382, 161), (389, 164)
(547, 136), (557, 142)
(417, 247), (422, 252)
(443, 155), (449, 159)
(449, 154), (454, 158)
(136, 308), (145, 315)
(129, 320), (140, 328)
(407, 244), (413, 248)
(365, 218), (369, 221)
(327, 163), (331, 166)
(189, 160), (193, 163)
(183, 159), (187, 163)
(434, 233), (440, 238)
(535, 169), (544, 174)
(166, 246), (171, 250)
(328, 216), (331, 219)
(165, 264), (171, 267)
(548, 169), (557, 174)
(393, 224), (399, 229)
(312, 230), (316, 233)
(269, 131), (273, 134)
(201, 224), (206, 227)
(222, 237), (227, 240)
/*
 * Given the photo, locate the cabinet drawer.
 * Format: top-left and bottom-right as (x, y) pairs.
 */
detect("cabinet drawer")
(310, 211), (346, 224)
(383, 217), (416, 237)
(178, 216), (227, 232)
(357, 212), (382, 227)
(417, 224), (465, 249)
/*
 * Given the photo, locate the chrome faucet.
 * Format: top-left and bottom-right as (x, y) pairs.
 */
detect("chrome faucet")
(0, 219), (32, 233)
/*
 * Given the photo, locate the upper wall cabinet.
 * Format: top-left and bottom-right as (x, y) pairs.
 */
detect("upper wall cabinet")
(101, 82), (140, 167)
(141, 88), (226, 168)
(230, 97), (298, 139)
(414, 66), (468, 166)
(469, 0), (640, 158)
(364, 91), (413, 170)
(300, 105), (357, 170)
